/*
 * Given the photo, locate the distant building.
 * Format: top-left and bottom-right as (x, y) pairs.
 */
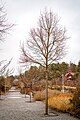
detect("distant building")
(13, 79), (20, 86)
(65, 72), (74, 80)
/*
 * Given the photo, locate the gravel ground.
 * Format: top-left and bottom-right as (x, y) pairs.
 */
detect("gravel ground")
(0, 88), (79, 120)
(0, 97), (79, 120)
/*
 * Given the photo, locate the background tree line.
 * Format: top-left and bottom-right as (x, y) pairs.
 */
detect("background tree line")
(19, 61), (80, 87)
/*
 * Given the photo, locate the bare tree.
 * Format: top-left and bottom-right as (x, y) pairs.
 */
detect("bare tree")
(20, 9), (68, 115)
(0, 3), (14, 97)
(0, 3), (14, 75)
(0, 58), (14, 96)
(0, 4), (14, 42)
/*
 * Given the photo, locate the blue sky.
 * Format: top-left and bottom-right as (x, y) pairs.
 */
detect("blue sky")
(0, 0), (80, 75)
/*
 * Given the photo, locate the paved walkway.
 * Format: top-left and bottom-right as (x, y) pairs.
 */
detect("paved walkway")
(6, 87), (26, 98)
(0, 87), (79, 120)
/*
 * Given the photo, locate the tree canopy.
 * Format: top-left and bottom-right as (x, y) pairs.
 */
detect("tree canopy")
(20, 9), (68, 67)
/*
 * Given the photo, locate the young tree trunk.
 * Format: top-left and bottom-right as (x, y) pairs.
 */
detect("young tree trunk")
(30, 92), (32, 102)
(0, 90), (1, 99)
(25, 87), (26, 98)
(45, 69), (48, 115)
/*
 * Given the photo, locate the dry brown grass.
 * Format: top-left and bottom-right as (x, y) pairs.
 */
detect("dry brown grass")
(34, 89), (61, 101)
(48, 93), (73, 112)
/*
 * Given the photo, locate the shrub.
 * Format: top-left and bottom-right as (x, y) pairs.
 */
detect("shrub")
(70, 86), (80, 118)
(34, 91), (45, 101)
(48, 93), (73, 112)
(34, 89), (61, 101)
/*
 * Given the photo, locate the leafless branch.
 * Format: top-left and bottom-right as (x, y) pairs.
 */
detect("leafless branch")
(0, 58), (13, 76)
(0, 4), (14, 42)
(20, 9), (68, 68)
